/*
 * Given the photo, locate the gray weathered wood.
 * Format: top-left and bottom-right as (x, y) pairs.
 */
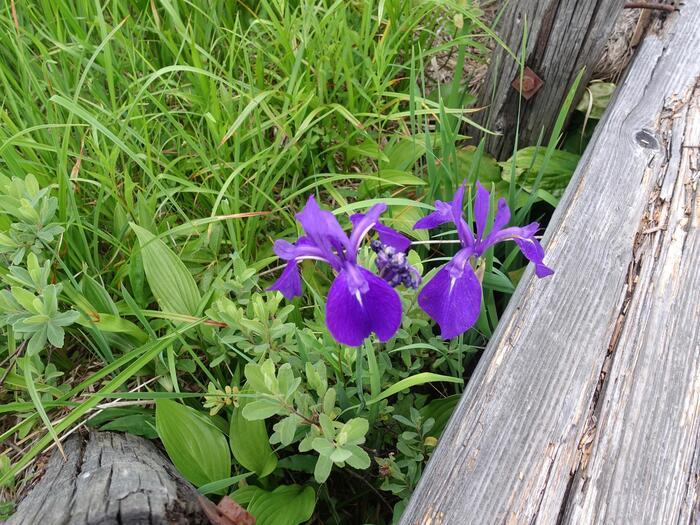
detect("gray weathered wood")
(6, 431), (208, 525)
(402, 2), (700, 524)
(475, 0), (624, 159)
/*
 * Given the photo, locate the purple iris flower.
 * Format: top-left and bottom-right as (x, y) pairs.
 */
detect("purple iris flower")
(268, 196), (413, 347)
(413, 181), (553, 339)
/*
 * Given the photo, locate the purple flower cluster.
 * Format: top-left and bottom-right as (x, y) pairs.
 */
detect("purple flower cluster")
(269, 182), (553, 346)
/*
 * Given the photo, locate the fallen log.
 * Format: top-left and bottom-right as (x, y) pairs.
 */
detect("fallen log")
(402, 1), (700, 523)
(6, 431), (208, 525)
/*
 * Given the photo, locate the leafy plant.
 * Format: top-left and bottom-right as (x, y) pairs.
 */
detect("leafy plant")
(155, 399), (231, 489)
(0, 175), (63, 266)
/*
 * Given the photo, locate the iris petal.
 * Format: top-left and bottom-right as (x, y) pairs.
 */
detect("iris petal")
(350, 209), (412, 252)
(325, 266), (402, 346)
(273, 237), (328, 262)
(474, 181), (490, 242)
(515, 238), (554, 277)
(267, 261), (302, 300)
(492, 198), (511, 233)
(295, 195), (348, 264)
(413, 200), (453, 230)
(375, 223), (412, 252)
(451, 183), (474, 248)
(348, 203), (387, 255)
(418, 262), (482, 340)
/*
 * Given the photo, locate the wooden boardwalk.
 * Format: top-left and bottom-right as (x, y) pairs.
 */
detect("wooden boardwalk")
(402, 2), (700, 524)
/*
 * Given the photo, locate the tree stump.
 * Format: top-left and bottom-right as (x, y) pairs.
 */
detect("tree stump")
(6, 431), (208, 525)
(475, 0), (625, 159)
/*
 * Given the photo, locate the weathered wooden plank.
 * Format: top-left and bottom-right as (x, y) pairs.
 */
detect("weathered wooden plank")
(401, 2), (700, 524)
(6, 431), (207, 525)
(475, 0), (624, 159)
(562, 78), (700, 525)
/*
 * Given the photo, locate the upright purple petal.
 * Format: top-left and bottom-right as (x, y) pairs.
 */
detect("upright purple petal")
(348, 203), (387, 256)
(418, 258), (482, 340)
(267, 261), (302, 300)
(413, 200), (453, 230)
(491, 198), (511, 233)
(350, 209), (412, 252)
(451, 183), (474, 248)
(325, 266), (402, 346)
(474, 182), (490, 242)
(296, 195), (349, 262)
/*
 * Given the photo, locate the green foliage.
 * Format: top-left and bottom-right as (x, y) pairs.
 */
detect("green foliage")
(155, 399), (231, 488)
(0, 254), (79, 356)
(500, 147), (581, 200)
(0, 175), (63, 266)
(131, 224), (202, 316)
(230, 394), (278, 478)
(231, 484), (316, 525)
(577, 81), (616, 120)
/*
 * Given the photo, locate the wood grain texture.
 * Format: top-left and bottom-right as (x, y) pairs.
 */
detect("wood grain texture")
(475, 0), (624, 159)
(6, 431), (207, 525)
(402, 2), (700, 524)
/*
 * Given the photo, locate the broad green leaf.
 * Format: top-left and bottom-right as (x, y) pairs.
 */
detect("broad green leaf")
(230, 396), (277, 478)
(98, 414), (158, 439)
(241, 398), (283, 420)
(329, 448), (353, 463)
(576, 81), (616, 119)
(155, 399), (230, 488)
(457, 146), (502, 183)
(337, 418), (368, 446)
(344, 444), (371, 469)
(244, 360), (276, 395)
(231, 484), (316, 525)
(500, 147), (580, 199)
(345, 139), (389, 163)
(314, 455), (333, 483)
(272, 414), (301, 447)
(130, 224), (201, 315)
(76, 313), (147, 342)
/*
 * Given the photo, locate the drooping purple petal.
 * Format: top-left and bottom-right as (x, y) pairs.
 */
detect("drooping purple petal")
(273, 237), (329, 263)
(474, 182), (490, 242)
(295, 195), (348, 263)
(480, 221), (553, 277)
(325, 266), (402, 346)
(267, 261), (302, 300)
(515, 238), (554, 277)
(480, 222), (539, 251)
(375, 223), (412, 252)
(418, 256), (482, 340)
(413, 200), (453, 230)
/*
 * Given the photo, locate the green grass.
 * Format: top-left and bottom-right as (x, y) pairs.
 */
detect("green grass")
(0, 1), (588, 523)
